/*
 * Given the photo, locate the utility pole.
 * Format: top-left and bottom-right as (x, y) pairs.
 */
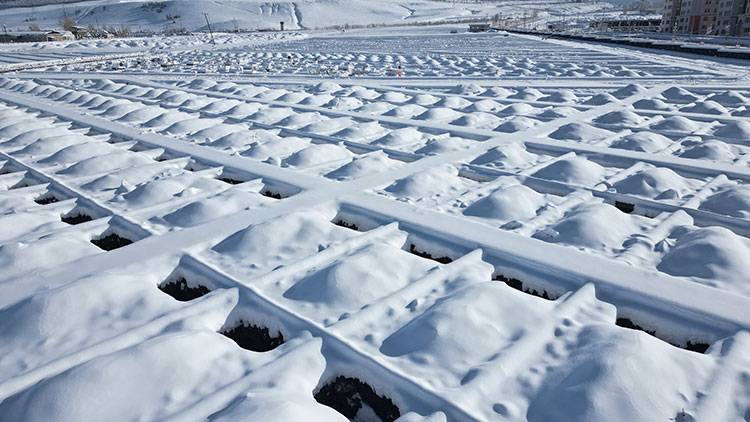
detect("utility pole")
(203, 12), (215, 44)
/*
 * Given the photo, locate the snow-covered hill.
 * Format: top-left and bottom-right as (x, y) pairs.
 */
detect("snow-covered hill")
(0, 0), (622, 32)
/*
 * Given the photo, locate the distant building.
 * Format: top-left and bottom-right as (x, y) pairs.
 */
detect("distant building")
(45, 30), (75, 41)
(0, 30), (76, 43)
(592, 16), (663, 31)
(468, 23), (491, 33)
(68, 26), (114, 39)
(662, 0), (750, 36)
(0, 31), (48, 43)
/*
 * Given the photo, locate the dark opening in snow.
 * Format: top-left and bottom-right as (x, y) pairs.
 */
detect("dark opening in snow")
(685, 341), (710, 354)
(220, 320), (284, 352)
(614, 201), (635, 214)
(61, 213), (93, 225)
(616, 317), (655, 335)
(91, 233), (133, 251)
(158, 277), (211, 301)
(494, 274), (552, 300)
(217, 177), (244, 185)
(616, 317), (709, 353)
(408, 244), (452, 264)
(261, 189), (283, 199)
(333, 219), (360, 231)
(34, 195), (59, 205)
(315, 376), (400, 422)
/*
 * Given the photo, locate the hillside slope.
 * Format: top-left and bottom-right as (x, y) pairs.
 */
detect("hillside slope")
(0, 0), (622, 32)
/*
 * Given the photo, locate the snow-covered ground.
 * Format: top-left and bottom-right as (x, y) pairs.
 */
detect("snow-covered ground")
(0, 0), (620, 32)
(0, 25), (749, 422)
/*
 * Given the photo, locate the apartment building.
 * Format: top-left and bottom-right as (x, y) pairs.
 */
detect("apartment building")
(661, 0), (750, 35)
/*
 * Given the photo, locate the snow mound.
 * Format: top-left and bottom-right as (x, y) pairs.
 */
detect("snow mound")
(0, 329), (339, 422)
(0, 232), (101, 282)
(58, 151), (153, 177)
(470, 143), (536, 169)
(117, 106), (167, 124)
(609, 131), (671, 153)
(548, 123), (613, 142)
(325, 96), (365, 111)
(334, 121), (389, 142)
(711, 120), (750, 142)
(495, 116), (540, 133)
(415, 107), (464, 122)
(708, 90), (748, 106)
(372, 127), (425, 147)
(583, 93), (618, 105)
(0, 272), (181, 382)
(311, 81), (343, 94)
(534, 202), (642, 251)
(649, 116), (701, 132)
(509, 87), (543, 101)
(680, 101), (729, 116)
(300, 117), (356, 135)
(283, 143), (353, 168)
(658, 226), (750, 295)
(612, 167), (691, 199)
(633, 98), (673, 111)
(699, 185), (750, 219)
(211, 210), (355, 277)
(414, 136), (475, 155)
(526, 324), (710, 422)
(450, 83), (484, 96)
(385, 164), (465, 200)
(115, 173), (225, 209)
(660, 86), (699, 103)
(37, 141), (118, 166)
(284, 243), (432, 310)
(482, 87), (515, 98)
(242, 136), (311, 161)
(593, 110), (645, 126)
(208, 129), (283, 152)
(434, 96), (473, 109)
(326, 151), (403, 180)
(497, 103), (539, 116)
(531, 155), (605, 186)
(612, 83), (647, 99)
(385, 104), (428, 119)
(464, 184), (545, 222)
(163, 190), (273, 227)
(538, 106), (578, 119)
(678, 139), (735, 162)
(451, 112), (502, 129)
(538, 89), (578, 103)
(409, 94), (440, 106)
(381, 282), (553, 380)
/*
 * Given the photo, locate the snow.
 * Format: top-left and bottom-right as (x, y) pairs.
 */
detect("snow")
(699, 185), (750, 219)
(531, 155), (606, 186)
(658, 226), (750, 296)
(0, 21), (749, 422)
(464, 184), (545, 222)
(534, 201), (646, 252)
(210, 210), (357, 278)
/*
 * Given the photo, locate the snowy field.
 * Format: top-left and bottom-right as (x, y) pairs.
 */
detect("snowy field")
(0, 26), (749, 422)
(0, 0), (618, 32)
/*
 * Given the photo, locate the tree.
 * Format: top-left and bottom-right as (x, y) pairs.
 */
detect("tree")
(61, 16), (76, 32)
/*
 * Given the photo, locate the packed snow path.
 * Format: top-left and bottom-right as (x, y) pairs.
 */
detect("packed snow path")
(0, 28), (749, 422)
